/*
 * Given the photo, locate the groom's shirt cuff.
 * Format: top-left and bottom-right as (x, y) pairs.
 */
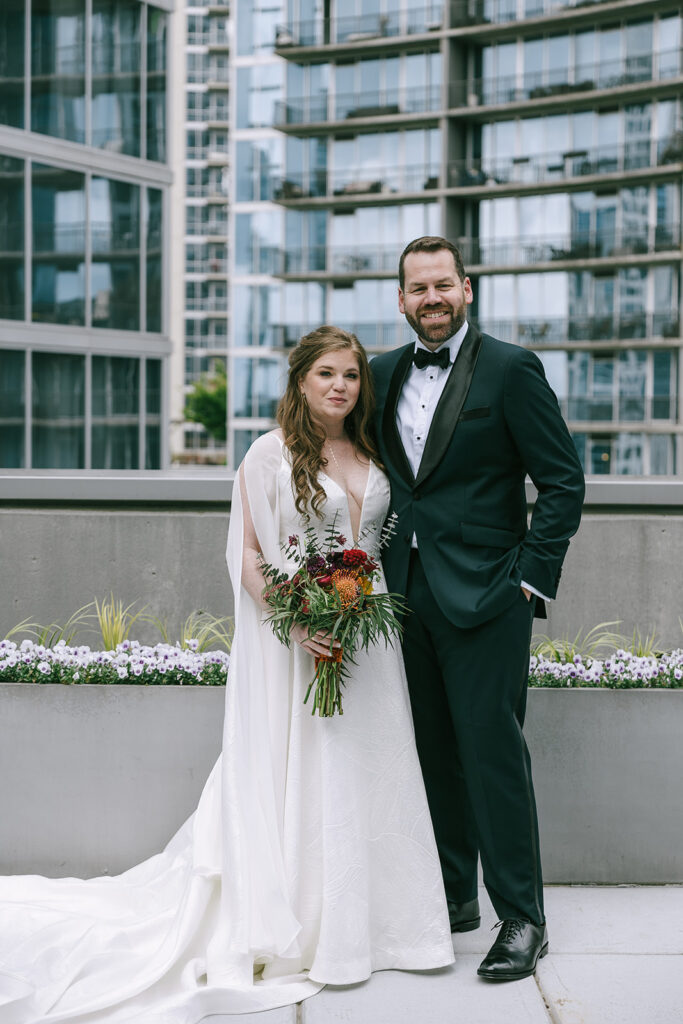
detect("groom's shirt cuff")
(521, 580), (552, 602)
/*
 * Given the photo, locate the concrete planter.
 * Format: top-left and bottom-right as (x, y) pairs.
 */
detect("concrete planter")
(1, 684), (681, 883)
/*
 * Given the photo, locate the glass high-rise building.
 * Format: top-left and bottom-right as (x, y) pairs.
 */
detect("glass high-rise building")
(229, 0), (682, 476)
(0, 0), (173, 470)
(178, 0), (230, 463)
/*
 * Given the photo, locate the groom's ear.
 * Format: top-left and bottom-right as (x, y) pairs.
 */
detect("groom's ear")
(398, 287), (405, 314)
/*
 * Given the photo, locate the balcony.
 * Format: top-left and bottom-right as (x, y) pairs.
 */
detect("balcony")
(458, 49), (681, 110)
(451, 0), (628, 28)
(558, 394), (678, 423)
(448, 135), (683, 191)
(184, 295), (228, 313)
(273, 163), (440, 202)
(473, 311), (681, 345)
(259, 322), (413, 349)
(185, 256), (228, 276)
(459, 224), (681, 268)
(273, 84), (441, 129)
(273, 244), (399, 277)
(274, 5), (444, 51)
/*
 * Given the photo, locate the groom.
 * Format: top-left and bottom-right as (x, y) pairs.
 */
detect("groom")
(370, 237), (585, 981)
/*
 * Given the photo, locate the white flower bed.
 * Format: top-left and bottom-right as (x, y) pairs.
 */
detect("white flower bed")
(0, 639), (229, 685)
(529, 649), (683, 688)
(2, 640), (682, 689)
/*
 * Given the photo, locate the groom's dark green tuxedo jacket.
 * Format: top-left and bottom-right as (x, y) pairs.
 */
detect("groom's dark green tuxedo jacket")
(371, 325), (585, 629)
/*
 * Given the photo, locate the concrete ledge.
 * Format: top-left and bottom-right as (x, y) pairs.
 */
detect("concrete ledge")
(1, 472), (683, 506)
(1, 684), (681, 883)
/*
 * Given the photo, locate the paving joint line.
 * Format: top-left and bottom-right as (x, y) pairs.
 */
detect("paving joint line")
(534, 966), (561, 1024)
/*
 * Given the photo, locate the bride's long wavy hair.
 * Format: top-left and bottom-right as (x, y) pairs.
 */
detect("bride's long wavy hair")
(277, 325), (383, 519)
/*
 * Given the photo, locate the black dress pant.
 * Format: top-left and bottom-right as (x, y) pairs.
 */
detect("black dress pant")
(402, 549), (544, 925)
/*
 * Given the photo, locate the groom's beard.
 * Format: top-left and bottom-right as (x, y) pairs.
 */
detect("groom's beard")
(403, 304), (467, 348)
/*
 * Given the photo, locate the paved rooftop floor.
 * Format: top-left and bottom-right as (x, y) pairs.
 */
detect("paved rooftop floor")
(205, 885), (683, 1024)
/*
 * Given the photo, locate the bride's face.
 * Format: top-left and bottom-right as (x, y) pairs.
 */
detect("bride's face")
(299, 349), (362, 431)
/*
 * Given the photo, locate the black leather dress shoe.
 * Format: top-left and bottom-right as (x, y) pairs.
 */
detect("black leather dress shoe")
(448, 897), (481, 933)
(477, 919), (548, 981)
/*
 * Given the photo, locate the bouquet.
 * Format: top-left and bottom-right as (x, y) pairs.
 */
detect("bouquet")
(259, 515), (406, 717)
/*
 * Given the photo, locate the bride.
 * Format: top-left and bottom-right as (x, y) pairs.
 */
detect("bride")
(0, 326), (454, 1023)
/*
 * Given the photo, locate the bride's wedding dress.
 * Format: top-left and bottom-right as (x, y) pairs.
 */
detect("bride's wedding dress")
(0, 433), (453, 1023)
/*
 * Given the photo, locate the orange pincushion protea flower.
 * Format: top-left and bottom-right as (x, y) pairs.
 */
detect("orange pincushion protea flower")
(331, 569), (361, 607)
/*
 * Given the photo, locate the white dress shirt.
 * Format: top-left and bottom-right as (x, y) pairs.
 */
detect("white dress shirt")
(395, 321), (550, 602)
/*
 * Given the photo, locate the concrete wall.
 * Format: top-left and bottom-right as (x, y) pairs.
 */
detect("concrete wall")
(1, 684), (681, 883)
(1, 475), (682, 648)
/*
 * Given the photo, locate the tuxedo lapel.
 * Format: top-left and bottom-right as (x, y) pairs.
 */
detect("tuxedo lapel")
(415, 325), (483, 486)
(381, 343), (415, 484)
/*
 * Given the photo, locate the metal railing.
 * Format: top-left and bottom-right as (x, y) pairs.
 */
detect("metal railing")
(274, 5), (444, 48)
(275, 244), (399, 275)
(258, 322), (414, 349)
(459, 50), (681, 109)
(451, 0), (615, 27)
(274, 84), (441, 126)
(273, 163), (440, 200)
(458, 224), (681, 266)
(449, 136), (683, 188)
(473, 312), (681, 345)
(558, 394), (678, 422)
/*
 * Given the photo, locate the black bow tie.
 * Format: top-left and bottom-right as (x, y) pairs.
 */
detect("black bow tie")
(413, 347), (450, 370)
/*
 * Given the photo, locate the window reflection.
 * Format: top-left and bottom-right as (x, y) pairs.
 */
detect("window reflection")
(92, 0), (141, 156)
(146, 6), (167, 161)
(92, 355), (139, 468)
(31, 0), (86, 143)
(0, 349), (25, 467)
(233, 357), (286, 417)
(145, 358), (161, 469)
(146, 188), (162, 332)
(32, 351), (85, 468)
(91, 176), (140, 330)
(32, 163), (86, 325)
(0, 155), (25, 320)
(0, 0), (25, 128)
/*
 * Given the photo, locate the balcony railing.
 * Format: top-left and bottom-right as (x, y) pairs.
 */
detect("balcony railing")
(274, 244), (400, 275)
(460, 50), (681, 109)
(256, 322), (413, 349)
(451, 0), (616, 28)
(275, 5), (444, 49)
(185, 256), (228, 275)
(473, 312), (681, 345)
(274, 84), (441, 126)
(558, 394), (678, 422)
(273, 163), (440, 200)
(458, 224), (681, 266)
(449, 135), (683, 188)
(185, 296), (228, 312)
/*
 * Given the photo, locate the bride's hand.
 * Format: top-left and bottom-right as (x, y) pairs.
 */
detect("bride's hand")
(290, 624), (341, 657)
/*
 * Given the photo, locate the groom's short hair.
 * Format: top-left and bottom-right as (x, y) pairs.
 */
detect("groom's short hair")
(399, 237), (467, 290)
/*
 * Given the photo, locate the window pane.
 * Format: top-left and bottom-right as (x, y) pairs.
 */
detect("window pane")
(146, 187), (162, 332)
(0, 155), (25, 319)
(31, 0), (86, 143)
(91, 176), (140, 330)
(0, 349), (25, 467)
(32, 162), (86, 325)
(145, 358), (161, 468)
(0, 0), (25, 128)
(92, 355), (139, 468)
(92, 0), (141, 156)
(32, 351), (85, 467)
(146, 6), (167, 161)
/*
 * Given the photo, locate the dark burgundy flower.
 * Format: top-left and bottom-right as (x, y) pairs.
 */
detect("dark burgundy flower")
(343, 548), (368, 568)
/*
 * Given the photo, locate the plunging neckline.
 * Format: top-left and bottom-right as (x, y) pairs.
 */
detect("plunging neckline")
(319, 460), (373, 547)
